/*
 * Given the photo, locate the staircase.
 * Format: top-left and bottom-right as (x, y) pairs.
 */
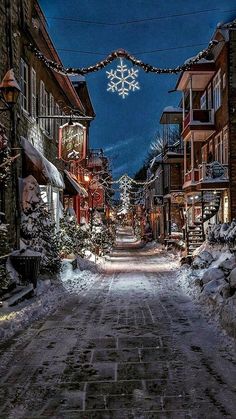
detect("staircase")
(186, 192), (221, 256)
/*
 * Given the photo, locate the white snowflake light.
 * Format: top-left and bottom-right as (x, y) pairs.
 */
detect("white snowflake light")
(106, 58), (140, 99)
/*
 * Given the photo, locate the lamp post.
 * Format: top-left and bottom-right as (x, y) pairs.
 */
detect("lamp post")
(0, 69), (21, 246)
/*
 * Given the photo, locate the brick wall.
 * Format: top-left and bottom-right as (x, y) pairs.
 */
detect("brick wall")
(228, 30), (236, 219)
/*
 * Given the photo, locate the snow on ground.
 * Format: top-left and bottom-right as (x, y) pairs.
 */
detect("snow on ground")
(0, 260), (99, 343)
(177, 254), (236, 348)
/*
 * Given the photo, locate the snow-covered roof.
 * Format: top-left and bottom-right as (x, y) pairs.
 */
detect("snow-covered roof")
(163, 106), (182, 113)
(64, 170), (88, 197)
(184, 57), (215, 65)
(21, 137), (65, 189)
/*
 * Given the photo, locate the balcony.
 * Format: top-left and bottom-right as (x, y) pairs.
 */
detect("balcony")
(182, 109), (215, 141)
(183, 162), (229, 190)
(199, 162), (229, 182)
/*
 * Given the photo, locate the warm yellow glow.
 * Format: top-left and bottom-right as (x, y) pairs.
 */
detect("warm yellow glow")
(84, 174), (90, 182)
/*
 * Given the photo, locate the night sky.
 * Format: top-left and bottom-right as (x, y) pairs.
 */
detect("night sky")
(40, 0), (236, 179)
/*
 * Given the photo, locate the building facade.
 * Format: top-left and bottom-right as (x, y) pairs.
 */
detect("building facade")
(0, 0), (95, 247)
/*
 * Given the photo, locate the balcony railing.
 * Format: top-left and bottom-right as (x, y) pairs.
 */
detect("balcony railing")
(184, 162), (229, 187)
(199, 162), (229, 181)
(184, 169), (199, 183)
(183, 109), (214, 129)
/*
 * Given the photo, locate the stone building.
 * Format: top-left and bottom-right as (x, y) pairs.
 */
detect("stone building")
(0, 0), (94, 247)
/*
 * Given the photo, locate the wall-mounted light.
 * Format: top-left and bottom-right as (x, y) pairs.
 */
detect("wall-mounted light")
(0, 69), (21, 111)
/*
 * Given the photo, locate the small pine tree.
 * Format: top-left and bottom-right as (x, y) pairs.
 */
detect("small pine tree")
(58, 213), (90, 258)
(21, 204), (61, 275)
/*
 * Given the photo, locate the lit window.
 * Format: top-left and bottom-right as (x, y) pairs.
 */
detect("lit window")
(213, 70), (221, 111)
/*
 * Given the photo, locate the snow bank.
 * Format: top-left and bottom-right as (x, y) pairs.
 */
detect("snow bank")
(0, 260), (98, 342)
(180, 241), (236, 339)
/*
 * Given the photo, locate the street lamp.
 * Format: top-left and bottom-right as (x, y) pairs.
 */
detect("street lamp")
(0, 69), (21, 112)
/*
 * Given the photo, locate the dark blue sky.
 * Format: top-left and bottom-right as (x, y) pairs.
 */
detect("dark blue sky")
(40, 0), (236, 179)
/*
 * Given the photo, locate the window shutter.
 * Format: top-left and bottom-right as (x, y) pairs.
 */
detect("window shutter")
(31, 68), (36, 118)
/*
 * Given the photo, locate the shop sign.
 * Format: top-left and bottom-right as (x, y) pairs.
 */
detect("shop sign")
(59, 123), (86, 162)
(153, 195), (164, 206)
(171, 192), (185, 204)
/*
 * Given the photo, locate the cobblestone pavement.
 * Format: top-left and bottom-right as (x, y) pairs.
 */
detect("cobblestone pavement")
(0, 229), (236, 418)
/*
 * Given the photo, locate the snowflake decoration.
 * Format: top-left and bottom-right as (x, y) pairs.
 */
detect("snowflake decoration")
(106, 58), (140, 99)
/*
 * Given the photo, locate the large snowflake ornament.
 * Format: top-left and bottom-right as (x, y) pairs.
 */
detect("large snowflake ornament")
(106, 58), (140, 99)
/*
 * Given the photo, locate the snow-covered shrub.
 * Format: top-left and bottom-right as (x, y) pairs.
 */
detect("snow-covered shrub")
(20, 176), (61, 275)
(87, 213), (115, 256)
(192, 250), (213, 269)
(201, 267), (225, 286)
(207, 221), (236, 245)
(57, 213), (89, 258)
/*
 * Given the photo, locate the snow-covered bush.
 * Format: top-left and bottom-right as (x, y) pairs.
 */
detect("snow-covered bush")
(20, 176), (61, 275)
(207, 221), (236, 245)
(57, 213), (89, 258)
(87, 212), (115, 256)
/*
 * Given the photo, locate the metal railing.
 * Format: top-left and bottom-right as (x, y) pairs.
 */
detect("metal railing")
(199, 161), (229, 181)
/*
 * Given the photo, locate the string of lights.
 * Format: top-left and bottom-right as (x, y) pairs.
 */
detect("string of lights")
(28, 40), (217, 76)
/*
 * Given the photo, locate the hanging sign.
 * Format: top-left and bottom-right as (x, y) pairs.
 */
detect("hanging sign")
(59, 123), (86, 162)
(171, 192), (185, 204)
(153, 195), (164, 206)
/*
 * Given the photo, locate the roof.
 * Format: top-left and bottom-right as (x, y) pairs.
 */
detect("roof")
(33, 2), (85, 115)
(72, 79), (96, 118)
(175, 61), (216, 91)
(21, 137), (65, 189)
(160, 106), (183, 124)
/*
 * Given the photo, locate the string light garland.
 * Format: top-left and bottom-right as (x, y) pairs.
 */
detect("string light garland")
(28, 40), (218, 76)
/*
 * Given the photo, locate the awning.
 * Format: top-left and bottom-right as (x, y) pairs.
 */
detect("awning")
(20, 137), (65, 189)
(64, 170), (88, 197)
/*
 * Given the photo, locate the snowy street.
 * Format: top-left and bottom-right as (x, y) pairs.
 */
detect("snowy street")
(0, 228), (236, 418)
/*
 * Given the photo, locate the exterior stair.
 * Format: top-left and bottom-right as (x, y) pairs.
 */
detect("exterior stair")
(186, 192), (221, 255)
(187, 224), (204, 255)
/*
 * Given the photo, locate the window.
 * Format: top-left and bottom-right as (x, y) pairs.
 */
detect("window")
(207, 85), (212, 109)
(215, 132), (223, 163)
(49, 93), (54, 137)
(44, 89), (49, 133)
(223, 73), (226, 89)
(223, 126), (228, 164)
(202, 144), (208, 162)
(20, 59), (29, 112)
(213, 70), (221, 111)
(200, 92), (207, 110)
(31, 68), (36, 118)
(55, 103), (60, 142)
(40, 81), (46, 130)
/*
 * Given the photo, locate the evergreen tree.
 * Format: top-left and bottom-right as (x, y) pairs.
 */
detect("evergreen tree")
(21, 204), (61, 275)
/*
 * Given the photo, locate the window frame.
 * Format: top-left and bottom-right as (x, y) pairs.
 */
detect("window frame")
(31, 67), (37, 119)
(213, 70), (221, 111)
(20, 58), (29, 113)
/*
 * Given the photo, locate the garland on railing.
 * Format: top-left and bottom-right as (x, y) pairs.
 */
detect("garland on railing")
(28, 40), (218, 76)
